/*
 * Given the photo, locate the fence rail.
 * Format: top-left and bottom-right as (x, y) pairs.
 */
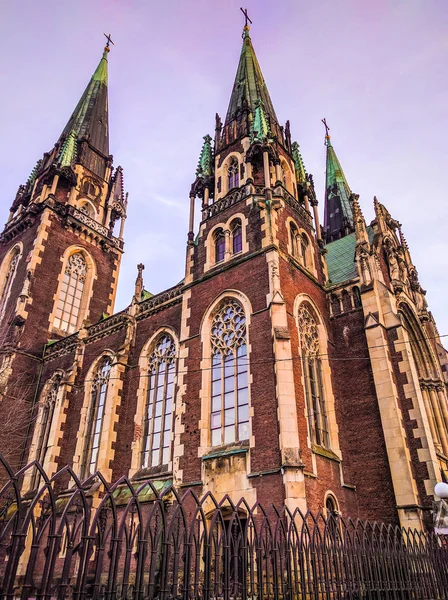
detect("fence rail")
(0, 457), (447, 599)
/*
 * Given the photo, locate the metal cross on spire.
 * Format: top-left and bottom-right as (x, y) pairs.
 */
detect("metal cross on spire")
(240, 7), (253, 28)
(322, 118), (330, 138)
(104, 33), (115, 49)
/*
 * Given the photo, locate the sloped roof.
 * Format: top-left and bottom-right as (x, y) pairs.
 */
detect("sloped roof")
(325, 226), (374, 285)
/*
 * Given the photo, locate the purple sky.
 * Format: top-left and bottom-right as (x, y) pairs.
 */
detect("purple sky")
(1, 0), (447, 340)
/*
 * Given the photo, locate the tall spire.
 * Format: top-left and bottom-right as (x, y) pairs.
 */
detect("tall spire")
(322, 120), (354, 241)
(225, 20), (278, 128)
(58, 41), (110, 157)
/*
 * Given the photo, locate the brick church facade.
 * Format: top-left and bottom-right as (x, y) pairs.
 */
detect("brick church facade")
(0, 25), (447, 531)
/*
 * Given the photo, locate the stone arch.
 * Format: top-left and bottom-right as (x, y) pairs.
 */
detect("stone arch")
(294, 294), (341, 456)
(49, 245), (97, 334)
(0, 242), (23, 319)
(199, 290), (253, 453)
(130, 327), (180, 477)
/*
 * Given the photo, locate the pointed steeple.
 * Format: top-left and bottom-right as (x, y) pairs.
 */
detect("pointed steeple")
(58, 43), (110, 157)
(291, 142), (307, 184)
(323, 121), (354, 241)
(225, 23), (278, 128)
(250, 98), (271, 143)
(196, 135), (213, 177)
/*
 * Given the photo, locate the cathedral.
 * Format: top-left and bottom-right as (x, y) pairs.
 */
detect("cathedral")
(0, 23), (447, 533)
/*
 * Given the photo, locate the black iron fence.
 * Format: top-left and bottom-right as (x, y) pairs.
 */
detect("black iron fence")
(0, 457), (447, 599)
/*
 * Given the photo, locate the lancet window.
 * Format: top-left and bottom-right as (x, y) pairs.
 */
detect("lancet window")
(231, 219), (242, 254)
(215, 229), (226, 263)
(53, 252), (87, 333)
(298, 303), (329, 448)
(80, 357), (111, 478)
(141, 334), (176, 468)
(35, 374), (62, 468)
(210, 299), (249, 446)
(0, 246), (20, 317)
(228, 158), (239, 190)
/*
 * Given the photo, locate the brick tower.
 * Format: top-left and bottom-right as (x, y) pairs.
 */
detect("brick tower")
(0, 40), (127, 467)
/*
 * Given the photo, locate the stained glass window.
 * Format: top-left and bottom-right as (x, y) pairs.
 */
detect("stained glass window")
(210, 299), (249, 446)
(0, 247), (20, 317)
(141, 334), (176, 468)
(53, 252), (87, 333)
(81, 357), (111, 478)
(298, 303), (329, 448)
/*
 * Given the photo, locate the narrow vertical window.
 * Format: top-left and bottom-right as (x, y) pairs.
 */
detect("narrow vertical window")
(300, 234), (309, 268)
(31, 373), (62, 488)
(210, 299), (249, 446)
(298, 304), (329, 448)
(141, 334), (176, 468)
(215, 229), (226, 263)
(0, 247), (20, 317)
(228, 158), (239, 190)
(231, 220), (242, 254)
(290, 223), (299, 258)
(81, 357), (111, 478)
(54, 252), (87, 333)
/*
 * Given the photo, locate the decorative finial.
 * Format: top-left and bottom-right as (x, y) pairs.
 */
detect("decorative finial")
(134, 263), (145, 300)
(322, 118), (331, 144)
(103, 33), (114, 53)
(240, 7), (252, 37)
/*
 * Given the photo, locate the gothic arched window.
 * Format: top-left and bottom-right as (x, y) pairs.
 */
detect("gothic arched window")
(228, 158), (239, 191)
(81, 357), (111, 478)
(0, 246), (20, 317)
(54, 252), (87, 333)
(215, 229), (226, 263)
(298, 303), (329, 448)
(300, 234), (309, 268)
(141, 334), (176, 468)
(210, 299), (249, 446)
(231, 219), (242, 254)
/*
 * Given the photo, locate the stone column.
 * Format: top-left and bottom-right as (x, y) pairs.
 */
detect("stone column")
(263, 151), (271, 189)
(311, 200), (322, 241)
(224, 229), (231, 260)
(274, 159), (282, 184)
(303, 193), (310, 212)
(246, 160), (253, 181)
(429, 385), (448, 456)
(188, 194), (196, 244)
(437, 385), (448, 434)
(421, 385), (441, 452)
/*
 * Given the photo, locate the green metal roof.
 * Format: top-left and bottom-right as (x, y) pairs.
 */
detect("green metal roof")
(59, 48), (109, 157)
(196, 134), (213, 177)
(225, 26), (278, 127)
(325, 226), (374, 285)
(324, 135), (353, 236)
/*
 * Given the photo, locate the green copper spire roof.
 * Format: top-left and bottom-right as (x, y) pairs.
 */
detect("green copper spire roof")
(58, 46), (110, 157)
(225, 25), (278, 127)
(58, 130), (78, 167)
(250, 98), (271, 143)
(196, 135), (213, 177)
(292, 142), (307, 184)
(323, 131), (354, 240)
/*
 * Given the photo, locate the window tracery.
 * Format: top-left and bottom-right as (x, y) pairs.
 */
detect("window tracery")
(53, 252), (87, 333)
(0, 246), (20, 317)
(210, 299), (249, 446)
(80, 357), (111, 478)
(141, 334), (176, 468)
(298, 303), (329, 448)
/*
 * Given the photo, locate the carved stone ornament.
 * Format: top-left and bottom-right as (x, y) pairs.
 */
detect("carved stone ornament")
(297, 304), (320, 356)
(211, 299), (246, 356)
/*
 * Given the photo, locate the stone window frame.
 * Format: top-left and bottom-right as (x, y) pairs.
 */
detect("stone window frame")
(0, 242), (23, 322)
(49, 245), (97, 335)
(294, 294), (341, 459)
(198, 290), (254, 457)
(130, 327), (179, 478)
(286, 217), (316, 277)
(324, 490), (340, 516)
(77, 199), (97, 218)
(280, 158), (295, 196)
(23, 369), (66, 491)
(204, 213), (249, 273)
(72, 350), (118, 481)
